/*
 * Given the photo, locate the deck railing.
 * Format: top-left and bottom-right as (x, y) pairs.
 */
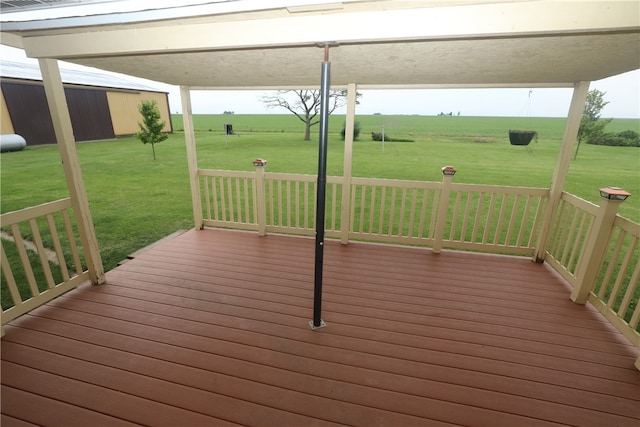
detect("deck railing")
(199, 169), (258, 230)
(545, 191), (640, 363)
(199, 167), (548, 256)
(545, 193), (598, 283)
(1, 198), (90, 330)
(443, 183), (548, 255)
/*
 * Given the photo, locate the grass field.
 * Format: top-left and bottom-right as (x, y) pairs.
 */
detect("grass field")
(1, 114), (638, 276)
(173, 113), (640, 140)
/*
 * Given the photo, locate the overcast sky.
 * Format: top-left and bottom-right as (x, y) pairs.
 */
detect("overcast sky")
(2, 45), (639, 119)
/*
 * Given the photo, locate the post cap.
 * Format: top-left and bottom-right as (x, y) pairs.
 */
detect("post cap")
(599, 187), (631, 201)
(252, 158), (267, 167)
(441, 166), (457, 176)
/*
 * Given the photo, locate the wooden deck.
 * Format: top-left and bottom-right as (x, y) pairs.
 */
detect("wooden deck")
(2, 228), (639, 426)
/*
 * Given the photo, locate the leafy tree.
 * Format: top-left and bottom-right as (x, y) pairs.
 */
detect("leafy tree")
(574, 89), (612, 159)
(262, 90), (360, 140)
(137, 100), (168, 160)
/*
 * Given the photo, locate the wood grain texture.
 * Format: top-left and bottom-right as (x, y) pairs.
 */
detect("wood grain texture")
(2, 228), (639, 426)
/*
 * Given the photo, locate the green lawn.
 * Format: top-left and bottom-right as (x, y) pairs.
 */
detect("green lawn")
(1, 114), (638, 275)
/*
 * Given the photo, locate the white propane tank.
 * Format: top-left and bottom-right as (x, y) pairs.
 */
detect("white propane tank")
(0, 134), (27, 152)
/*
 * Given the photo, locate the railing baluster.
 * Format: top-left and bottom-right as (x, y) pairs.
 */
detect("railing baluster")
(62, 209), (83, 275)
(47, 213), (69, 281)
(560, 207), (580, 266)
(482, 193), (497, 245)
(295, 180), (299, 228)
(211, 177), (219, 221)
(630, 301), (640, 329)
(286, 180), (292, 228)
(567, 213), (589, 272)
(428, 190), (439, 240)
(378, 187), (386, 235)
(388, 188), (397, 236)
(243, 178), (250, 224)
(471, 192), (484, 243)
(449, 192), (462, 241)
(359, 185), (367, 233)
(10, 224), (39, 297)
(617, 242), (639, 317)
(304, 181), (310, 229)
(607, 238), (637, 309)
(203, 176), (211, 221)
(218, 177), (227, 222)
(368, 186), (377, 235)
(1, 240), (23, 305)
(460, 192), (472, 242)
(418, 188), (428, 239)
(407, 188), (418, 238)
(493, 194), (508, 245)
(529, 195), (547, 249)
(350, 183), (357, 234)
(505, 195), (520, 246)
(227, 178), (235, 222)
(268, 180), (275, 227)
(398, 188), (407, 237)
(330, 183), (337, 231)
(29, 218), (55, 289)
(277, 180), (284, 227)
(234, 178), (242, 223)
(551, 201), (569, 256)
(598, 228), (626, 299)
(516, 195), (532, 247)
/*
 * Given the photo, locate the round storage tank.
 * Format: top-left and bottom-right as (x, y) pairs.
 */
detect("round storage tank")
(0, 134), (27, 153)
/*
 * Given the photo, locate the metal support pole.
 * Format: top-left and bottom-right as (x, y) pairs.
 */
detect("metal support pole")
(310, 44), (331, 330)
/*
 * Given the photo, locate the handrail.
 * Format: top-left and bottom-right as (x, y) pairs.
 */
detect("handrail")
(1, 198), (90, 329)
(198, 168), (548, 255)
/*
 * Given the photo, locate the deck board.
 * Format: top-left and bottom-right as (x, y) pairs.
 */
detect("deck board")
(2, 228), (639, 426)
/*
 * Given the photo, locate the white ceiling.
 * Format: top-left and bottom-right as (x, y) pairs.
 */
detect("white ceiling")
(1, 1), (639, 89)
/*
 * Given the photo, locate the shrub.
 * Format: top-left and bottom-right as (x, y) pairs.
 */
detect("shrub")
(341, 121), (361, 140)
(588, 130), (639, 147)
(371, 132), (415, 143)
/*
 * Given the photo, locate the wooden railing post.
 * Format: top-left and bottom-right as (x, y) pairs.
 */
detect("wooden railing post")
(341, 83), (358, 245)
(180, 86), (203, 229)
(571, 187), (631, 304)
(253, 159), (268, 236)
(433, 166), (456, 253)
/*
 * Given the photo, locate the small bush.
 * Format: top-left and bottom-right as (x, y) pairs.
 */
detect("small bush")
(341, 121), (361, 140)
(588, 130), (639, 147)
(371, 132), (415, 142)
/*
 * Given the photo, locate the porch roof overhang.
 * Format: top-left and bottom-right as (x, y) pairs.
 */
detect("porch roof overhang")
(1, 0), (639, 90)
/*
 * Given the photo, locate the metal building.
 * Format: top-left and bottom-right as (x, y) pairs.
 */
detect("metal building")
(0, 60), (172, 146)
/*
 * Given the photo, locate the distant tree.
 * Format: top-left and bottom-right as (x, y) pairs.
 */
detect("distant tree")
(574, 89), (612, 159)
(261, 90), (360, 140)
(137, 100), (168, 160)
